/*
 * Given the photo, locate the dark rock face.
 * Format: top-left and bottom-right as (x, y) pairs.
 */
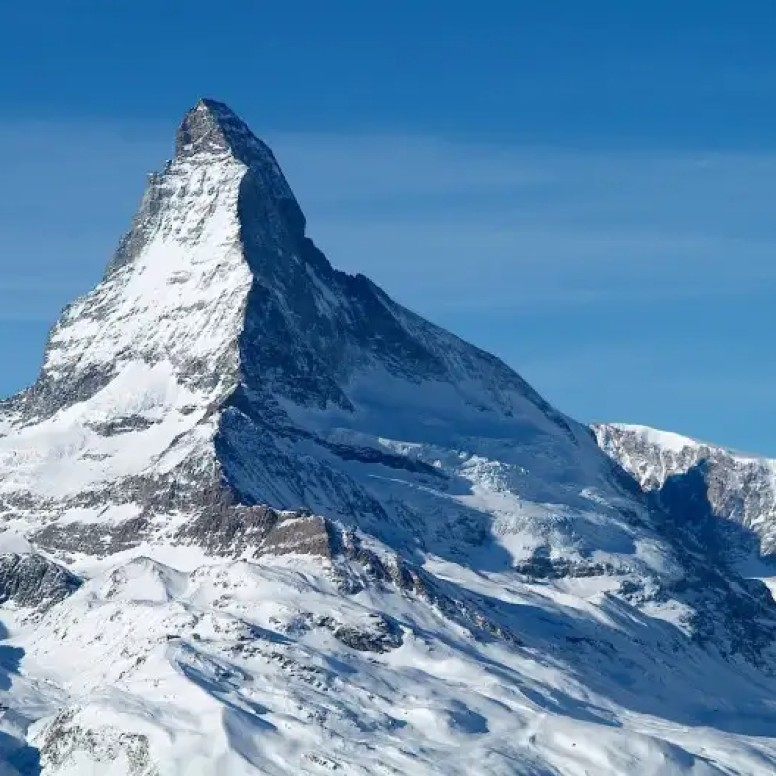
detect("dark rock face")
(34, 518), (150, 558)
(314, 613), (403, 653)
(85, 416), (157, 435)
(175, 503), (276, 557)
(176, 503), (334, 560)
(0, 554), (81, 610)
(514, 545), (623, 580)
(261, 515), (333, 558)
(323, 441), (444, 478)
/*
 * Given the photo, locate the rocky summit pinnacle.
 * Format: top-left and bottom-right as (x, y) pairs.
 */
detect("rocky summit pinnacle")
(176, 98), (246, 152)
(2, 100), (776, 774)
(176, 98), (280, 166)
(173, 97), (305, 232)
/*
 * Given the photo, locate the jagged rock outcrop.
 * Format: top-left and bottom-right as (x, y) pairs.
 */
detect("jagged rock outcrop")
(0, 553), (80, 611)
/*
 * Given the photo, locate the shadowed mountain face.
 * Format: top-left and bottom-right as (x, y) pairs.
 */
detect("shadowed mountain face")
(0, 101), (776, 774)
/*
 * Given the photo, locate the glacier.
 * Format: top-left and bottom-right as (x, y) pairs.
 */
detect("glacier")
(0, 99), (773, 774)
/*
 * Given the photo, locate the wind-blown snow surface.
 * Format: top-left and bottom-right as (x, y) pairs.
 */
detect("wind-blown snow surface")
(0, 100), (775, 774)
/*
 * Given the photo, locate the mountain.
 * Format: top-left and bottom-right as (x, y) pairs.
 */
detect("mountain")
(0, 100), (775, 774)
(594, 422), (776, 567)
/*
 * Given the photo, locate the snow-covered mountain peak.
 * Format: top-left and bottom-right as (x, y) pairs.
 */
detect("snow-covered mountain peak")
(0, 100), (684, 579)
(174, 97), (304, 230)
(7, 100), (308, 424)
(174, 97), (305, 241)
(601, 423), (703, 455)
(176, 98), (259, 158)
(178, 98), (273, 162)
(3, 101), (776, 773)
(0, 99), (764, 588)
(594, 422), (776, 557)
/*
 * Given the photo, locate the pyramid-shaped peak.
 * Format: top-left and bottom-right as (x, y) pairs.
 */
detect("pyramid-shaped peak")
(194, 97), (239, 117)
(172, 97), (304, 234)
(175, 97), (273, 165)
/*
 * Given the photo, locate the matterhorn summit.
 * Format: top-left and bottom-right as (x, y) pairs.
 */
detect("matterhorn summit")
(0, 100), (775, 775)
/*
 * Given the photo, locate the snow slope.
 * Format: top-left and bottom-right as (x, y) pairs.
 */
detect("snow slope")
(4, 550), (776, 776)
(0, 100), (774, 774)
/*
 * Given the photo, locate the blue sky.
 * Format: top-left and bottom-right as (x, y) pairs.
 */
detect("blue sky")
(1, 1), (776, 454)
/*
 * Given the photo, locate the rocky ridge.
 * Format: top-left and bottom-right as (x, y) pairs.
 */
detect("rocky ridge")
(594, 423), (776, 559)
